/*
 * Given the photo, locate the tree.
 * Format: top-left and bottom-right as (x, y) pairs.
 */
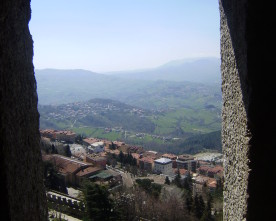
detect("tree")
(109, 142), (116, 150)
(194, 194), (205, 219)
(201, 195), (214, 221)
(183, 172), (192, 192)
(119, 151), (124, 167)
(64, 144), (71, 157)
(82, 182), (118, 221)
(51, 144), (58, 154)
(43, 161), (67, 194)
(75, 134), (85, 144)
(173, 168), (182, 188)
(136, 179), (162, 198)
(185, 191), (193, 214)
(165, 176), (171, 185)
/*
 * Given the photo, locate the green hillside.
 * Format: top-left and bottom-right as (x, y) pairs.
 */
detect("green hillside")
(36, 63), (222, 154)
(39, 98), (221, 154)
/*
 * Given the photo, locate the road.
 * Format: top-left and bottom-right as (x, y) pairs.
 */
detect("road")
(106, 165), (134, 188)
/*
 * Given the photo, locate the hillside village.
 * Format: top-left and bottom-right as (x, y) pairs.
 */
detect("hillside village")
(41, 128), (223, 220)
(40, 99), (152, 121)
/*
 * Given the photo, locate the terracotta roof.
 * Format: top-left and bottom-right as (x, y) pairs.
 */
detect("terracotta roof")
(174, 168), (188, 175)
(208, 166), (224, 174)
(86, 155), (107, 162)
(113, 141), (125, 146)
(177, 154), (195, 161)
(55, 130), (76, 136)
(76, 167), (102, 177)
(198, 166), (210, 172)
(198, 160), (211, 165)
(139, 157), (154, 164)
(131, 153), (141, 160)
(194, 175), (217, 188)
(143, 151), (161, 159)
(194, 175), (210, 184)
(42, 154), (91, 174)
(208, 180), (217, 188)
(198, 165), (223, 174)
(83, 138), (99, 145)
(162, 153), (177, 160)
(107, 149), (120, 155)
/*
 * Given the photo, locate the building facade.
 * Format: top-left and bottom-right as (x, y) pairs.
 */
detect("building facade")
(154, 158), (173, 175)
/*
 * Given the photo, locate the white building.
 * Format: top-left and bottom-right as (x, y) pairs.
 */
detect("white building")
(154, 158), (173, 175)
(87, 141), (104, 154)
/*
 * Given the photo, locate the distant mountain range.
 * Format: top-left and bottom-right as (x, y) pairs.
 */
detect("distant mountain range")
(104, 57), (221, 84)
(35, 57), (221, 106)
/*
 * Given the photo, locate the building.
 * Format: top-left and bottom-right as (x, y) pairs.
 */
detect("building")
(85, 155), (107, 169)
(138, 157), (154, 172)
(70, 144), (86, 161)
(90, 141), (105, 153)
(207, 166), (223, 178)
(40, 129), (56, 139)
(154, 158), (173, 175)
(83, 138), (99, 147)
(162, 153), (177, 168)
(55, 130), (76, 143)
(192, 175), (217, 195)
(40, 129), (76, 143)
(89, 170), (122, 183)
(75, 166), (102, 186)
(176, 154), (197, 172)
(197, 165), (223, 179)
(42, 154), (102, 186)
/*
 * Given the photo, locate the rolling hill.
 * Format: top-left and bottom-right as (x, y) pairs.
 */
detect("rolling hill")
(36, 57), (222, 154)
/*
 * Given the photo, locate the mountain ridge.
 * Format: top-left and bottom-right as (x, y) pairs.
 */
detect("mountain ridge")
(103, 57), (220, 84)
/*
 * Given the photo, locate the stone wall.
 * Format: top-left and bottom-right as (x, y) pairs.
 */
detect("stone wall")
(46, 191), (85, 218)
(220, 0), (275, 220)
(0, 0), (47, 220)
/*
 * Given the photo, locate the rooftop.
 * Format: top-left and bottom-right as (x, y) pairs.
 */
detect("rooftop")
(154, 157), (172, 164)
(42, 154), (91, 174)
(177, 154), (195, 161)
(76, 166), (102, 177)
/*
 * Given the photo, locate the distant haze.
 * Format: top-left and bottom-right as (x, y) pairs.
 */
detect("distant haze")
(30, 0), (220, 72)
(104, 57), (221, 84)
(35, 57), (221, 106)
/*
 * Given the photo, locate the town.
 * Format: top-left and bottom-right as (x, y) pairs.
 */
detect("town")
(40, 128), (223, 221)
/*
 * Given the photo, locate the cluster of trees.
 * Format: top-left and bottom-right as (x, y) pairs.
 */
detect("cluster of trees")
(42, 161), (67, 194)
(80, 174), (222, 221)
(81, 182), (118, 221)
(172, 169), (193, 191)
(123, 130), (221, 155)
(169, 170), (218, 221)
(75, 134), (85, 144)
(135, 178), (162, 198)
(118, 151), (137, 166)
(113, 186), (196, 221)
(193, 193), (213, 221)
(40, 139), (71, 157)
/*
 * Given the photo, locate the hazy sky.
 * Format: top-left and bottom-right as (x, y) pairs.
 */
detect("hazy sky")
(30, 0), (220, 72)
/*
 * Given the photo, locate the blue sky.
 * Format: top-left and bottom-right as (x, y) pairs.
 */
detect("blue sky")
(30, 0), (220, 72)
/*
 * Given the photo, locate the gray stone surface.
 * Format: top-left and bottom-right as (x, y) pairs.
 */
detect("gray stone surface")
(0, 0), (47, 220)
(220, 0), (276, 220)
(220, 1), (250, 220)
